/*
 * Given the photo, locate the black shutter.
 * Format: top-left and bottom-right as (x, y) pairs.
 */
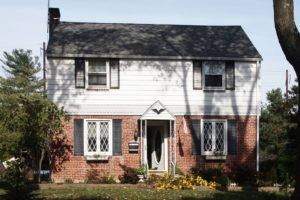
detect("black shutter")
(75, 58), (85, 88)
(225, 61), (235, 90)
(193, 60), (202, 89)
(74, 119), (84, 156)
(227, 120), (237, 155)
(113, 119), (122, 156)
(110, 59), (120, 89)
(191, 120), (201, 155)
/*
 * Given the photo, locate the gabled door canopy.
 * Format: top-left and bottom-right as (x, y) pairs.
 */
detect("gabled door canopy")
(140, 100), (175, 120)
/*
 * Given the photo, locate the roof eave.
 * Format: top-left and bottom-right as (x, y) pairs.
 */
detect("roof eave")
(46, 53), (263, 62)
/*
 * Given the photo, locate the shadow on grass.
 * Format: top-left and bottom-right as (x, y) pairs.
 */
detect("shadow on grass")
(181, 191), (290, 200)
(0, 184), (42, 200)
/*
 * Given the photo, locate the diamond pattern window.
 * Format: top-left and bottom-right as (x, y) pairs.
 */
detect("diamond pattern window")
(201, 120), (227, 155)
(84, 119), (112, 156)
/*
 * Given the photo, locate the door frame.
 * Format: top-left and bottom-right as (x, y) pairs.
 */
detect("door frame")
(145, 120), (168, 172)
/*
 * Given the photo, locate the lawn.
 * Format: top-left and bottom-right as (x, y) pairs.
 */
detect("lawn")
(0, 184), (290, 200)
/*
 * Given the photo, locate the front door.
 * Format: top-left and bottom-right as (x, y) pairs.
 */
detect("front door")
(147, 126), (166, 171)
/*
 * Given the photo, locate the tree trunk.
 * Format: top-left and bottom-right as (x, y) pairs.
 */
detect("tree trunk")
(273, 0), (300, 199)
(37, 148), (45, 183)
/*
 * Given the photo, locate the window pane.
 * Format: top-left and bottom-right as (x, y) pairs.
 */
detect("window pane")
(215, 122), (225, 152)
(205, 75), (222, 87)
(203, 61), (224, 75)
(87, 122), (97, 152)
(88, 74), (107, 86)
(99, 121), (109, 152)
(203, 122), (213, 151)
(89, 61), (106, 72)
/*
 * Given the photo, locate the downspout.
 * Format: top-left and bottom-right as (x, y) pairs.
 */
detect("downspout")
(256, 61), (261, 174)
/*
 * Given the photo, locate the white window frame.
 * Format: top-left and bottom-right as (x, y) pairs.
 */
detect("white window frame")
(203, 61), (225, 90)
(83, 119), (113, 156)
(201, 119), (227, 156)
(86, 60), (110, 89)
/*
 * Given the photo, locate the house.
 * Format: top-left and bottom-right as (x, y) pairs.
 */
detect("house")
(46, 8), (262, 183)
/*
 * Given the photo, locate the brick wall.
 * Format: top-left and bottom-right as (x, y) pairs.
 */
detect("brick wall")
(175, 116), (257, 174)
(51, 115), (140, 183)
(51, 115), (257, 182)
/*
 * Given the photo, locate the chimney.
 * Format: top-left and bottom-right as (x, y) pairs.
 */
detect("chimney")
(48, 8), (60, 34)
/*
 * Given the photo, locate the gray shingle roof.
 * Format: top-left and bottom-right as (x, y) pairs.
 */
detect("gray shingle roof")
(47, 22), (262, 60)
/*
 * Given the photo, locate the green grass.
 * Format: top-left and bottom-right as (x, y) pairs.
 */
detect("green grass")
(0, 185), (290, 200)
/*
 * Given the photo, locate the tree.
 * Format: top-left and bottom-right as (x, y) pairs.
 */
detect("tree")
(260, 87), (297, 185)
(273, 0), (300, 198)
(0, 49), (69, 183)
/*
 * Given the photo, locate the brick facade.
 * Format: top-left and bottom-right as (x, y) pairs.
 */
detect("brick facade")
(51, 115), (257, 183)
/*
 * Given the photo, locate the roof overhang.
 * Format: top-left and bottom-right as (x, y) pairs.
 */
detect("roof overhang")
(46, 54), (262, 62)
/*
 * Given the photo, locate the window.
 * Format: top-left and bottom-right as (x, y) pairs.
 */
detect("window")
(203, 61), (225, 90)
(84, 119), (112, 156)
(201, 120), (227, 156)
(87, 60), (109, 88)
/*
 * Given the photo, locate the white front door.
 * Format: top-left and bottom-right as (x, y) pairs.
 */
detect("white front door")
(147, 125), (167, 171)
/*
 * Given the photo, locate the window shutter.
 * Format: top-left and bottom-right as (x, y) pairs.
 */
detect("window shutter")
(191, 120), (201, 155)
(226, 61), (235, 90)
(227, 120), (237, 155)
(113, 119), (122, 156)
(193, 60), (202, 89)
(74, 119), (84, 156)
(75, 58), (85, 88)
(110, 59), (120, 89)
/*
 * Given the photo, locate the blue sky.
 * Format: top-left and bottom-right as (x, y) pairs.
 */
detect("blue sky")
(0, 0), (299, 102)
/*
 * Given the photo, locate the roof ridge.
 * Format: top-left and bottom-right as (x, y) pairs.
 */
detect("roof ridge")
(59, 21), (242, 28)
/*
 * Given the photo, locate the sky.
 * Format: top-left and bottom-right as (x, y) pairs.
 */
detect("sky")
(0, 0), (299, 103)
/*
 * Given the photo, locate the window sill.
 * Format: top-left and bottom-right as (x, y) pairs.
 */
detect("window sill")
(87, 87), (109, 91)
(205, 155), (226, 160)
(85, 155), (110, 161)
(203, 88), (226, 92)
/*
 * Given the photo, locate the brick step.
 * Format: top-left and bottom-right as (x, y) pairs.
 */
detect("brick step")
(148, 170), (167, 176)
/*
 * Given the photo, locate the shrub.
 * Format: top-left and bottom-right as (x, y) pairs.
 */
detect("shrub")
(232, 165), (257, 186)
(99, 173), (116, 184)
(64, 178), (74, 184)
(147, 173), (218, 191)
(85, 169), (101, 184)
(119, 166), (139, 184)
(190, 165), (222, 182)
(0, 160), (27, 192)
(175, 165), (184, 176)
(135, 166), (145, 175)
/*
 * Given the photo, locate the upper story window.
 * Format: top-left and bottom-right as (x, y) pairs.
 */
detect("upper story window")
(75, 58), (119, 89)
(201, 120), (227, 156)
(87, 60), (109, 88)
(193, 60), (235, 91)
(84, 119), (113, 156)
(203, 61), (225, 90)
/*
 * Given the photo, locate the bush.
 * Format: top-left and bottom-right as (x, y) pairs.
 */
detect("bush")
(119, 166), (139, 184)
(190, 165), (231, 187)
(100, 173), (117, 184)
(147, 173), (218, 191)
(64, 178), (74, 184)
(190, 165), (222, 182)
(175, 165), (184, 176)
(85, 169), (116, 184)
(0, 160), (27, 192)
(232, 165), (257, 186)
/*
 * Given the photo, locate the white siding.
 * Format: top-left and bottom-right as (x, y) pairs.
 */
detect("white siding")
(46, 59), (260, 116)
